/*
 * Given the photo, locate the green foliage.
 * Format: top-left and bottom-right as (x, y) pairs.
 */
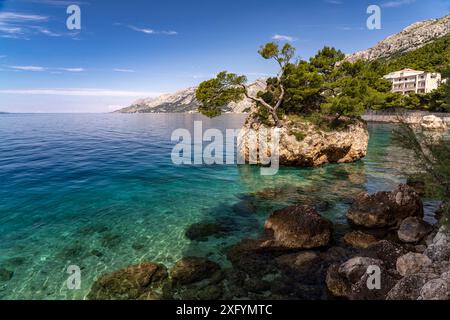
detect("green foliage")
(289, 130), (306, 142)
(196, 71), (246, 117)
(393, 122), (450, 226)
(259, 42), (295, 65)
(382, 35), (450, 74)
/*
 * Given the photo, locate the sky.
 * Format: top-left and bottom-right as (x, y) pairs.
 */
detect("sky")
(0, 0), (449, 113)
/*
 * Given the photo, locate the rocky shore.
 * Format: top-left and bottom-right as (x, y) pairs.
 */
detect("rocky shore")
(87, 184), (450, 300)
(237, 113), (369, 167)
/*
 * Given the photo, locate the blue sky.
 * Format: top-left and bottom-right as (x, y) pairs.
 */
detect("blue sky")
(0, 0), (449, 113)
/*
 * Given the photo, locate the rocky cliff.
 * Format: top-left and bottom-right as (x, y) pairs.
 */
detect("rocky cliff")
(237, 113), (369, 167)
(345, 14), (450, 63)
(116, 79), (266, 114)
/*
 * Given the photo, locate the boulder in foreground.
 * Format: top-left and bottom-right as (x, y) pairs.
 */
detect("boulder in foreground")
(347, 184), (423, 228)
(264, 205), (333, 249)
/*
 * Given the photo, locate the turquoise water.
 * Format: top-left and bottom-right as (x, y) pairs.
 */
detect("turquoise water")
(0, 113), (438, 299)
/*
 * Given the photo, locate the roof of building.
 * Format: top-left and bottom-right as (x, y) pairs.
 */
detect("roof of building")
(384, 68), (425, 79)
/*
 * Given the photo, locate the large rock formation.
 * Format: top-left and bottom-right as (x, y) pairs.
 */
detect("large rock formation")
(237, 114), (369, 167)
(117, 80), (266, 114)
(347, 184), (424, 228)
(345, 14), (450, 63)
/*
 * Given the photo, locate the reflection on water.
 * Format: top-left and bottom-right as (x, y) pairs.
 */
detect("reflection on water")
(0, 114), (439, 299)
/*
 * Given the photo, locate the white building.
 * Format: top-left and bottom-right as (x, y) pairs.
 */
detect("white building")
(384, 68), (443, 95)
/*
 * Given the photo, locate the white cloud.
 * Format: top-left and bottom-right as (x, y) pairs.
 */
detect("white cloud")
(126, 25), (177, 35)
(59, 67), (85, 72)
(129, 25), (155, 34)
(325, 0), (343, 4)
(0, 88), (162, 97)
(272, 34), (297, 42)
(9, 65), (47, 72)
(113, 68), (136, 73)
(381, 0), (415, 8)
(0, 25), (23, 34)
(0, 12), (48, 22)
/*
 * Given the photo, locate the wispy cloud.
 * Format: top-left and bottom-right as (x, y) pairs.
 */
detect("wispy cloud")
(9, 65), (47, 72)
(381, 0), (416, 8)
(113, 68), (136, 73)
(0, 11), (76, 39)
(59, 67), (85, 72)
(325, 0), (343, 4)
(8, 66), (86, 73)
(0, 88), (162, 97)
(0, 12), (48, 22)
(116, 23), (178, 36)
(272, 34), (297, 42)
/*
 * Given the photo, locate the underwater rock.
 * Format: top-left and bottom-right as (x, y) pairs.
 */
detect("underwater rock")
(185, 222), (227, 241)
(226, 239), (278, 276)
(343, 231), (378, 249)
(87, 262), (168, 300)
(276, 251), (320, 275)
(100, 233), (122, 249)
(170, 257), (221, 286)
(232, 200), (257, 215)
(347, 184), (423, 228)
(264, 205), (333, 249)
(0, 267), (14, 282)
(398, 217), (432, 243)
(90, 249), (104, 258)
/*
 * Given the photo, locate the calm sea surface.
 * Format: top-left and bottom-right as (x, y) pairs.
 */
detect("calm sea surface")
(0, 113), (439, 299)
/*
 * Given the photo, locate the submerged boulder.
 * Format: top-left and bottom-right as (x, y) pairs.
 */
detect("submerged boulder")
(343, 231), (378, 249)
(0, 267), (13, 282)
(87, 262), (168, 300)
(185, 222), (227, 241)
(237, 114), (369, 167)
(347, 184), (423, 228)
(170, 257), (221, 285)
(264, 205), (333, 249)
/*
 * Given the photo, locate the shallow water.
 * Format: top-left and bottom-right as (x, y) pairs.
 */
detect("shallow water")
(0, 113), (439, 299)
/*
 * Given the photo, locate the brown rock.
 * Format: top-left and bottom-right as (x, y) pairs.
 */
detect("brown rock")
(347, 184), (423, 228)
(387, 273), (435, 300)
(87, 262), (168, 300)
(398, 217), (432, 243)
(343, 231), (377, 249)
(364, 240), (408, 269)
(170, 257), (220, 285)
(264, 205), (333, 249)
(326, 264), (350, 297)
(396, 252), (432, 276)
